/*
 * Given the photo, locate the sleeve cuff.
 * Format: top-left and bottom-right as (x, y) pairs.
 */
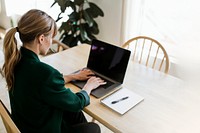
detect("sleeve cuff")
(78, 90), (90, 106)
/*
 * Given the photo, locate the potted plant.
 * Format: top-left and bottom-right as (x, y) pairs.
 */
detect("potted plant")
(51, 0), (104, 47)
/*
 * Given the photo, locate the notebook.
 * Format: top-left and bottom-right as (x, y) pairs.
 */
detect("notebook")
(70, 39), (131, 98)
(101, 88), (144, 115)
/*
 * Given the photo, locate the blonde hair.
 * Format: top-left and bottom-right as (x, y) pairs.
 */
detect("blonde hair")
(2, 9), (57, 90)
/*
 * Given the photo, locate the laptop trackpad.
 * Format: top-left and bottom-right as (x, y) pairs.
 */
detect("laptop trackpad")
(91, 84), (120, 98)
(70, 80), (119, 98)
(71, 80), (86, 89)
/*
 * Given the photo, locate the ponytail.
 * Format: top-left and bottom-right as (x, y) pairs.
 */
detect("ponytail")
(2, 9), (57, 90)
(2, 28), (21, 90)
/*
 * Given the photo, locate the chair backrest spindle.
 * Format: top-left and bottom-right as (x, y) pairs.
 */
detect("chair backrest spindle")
(139, 39), (145, 64)
(122, 36), (169, 73)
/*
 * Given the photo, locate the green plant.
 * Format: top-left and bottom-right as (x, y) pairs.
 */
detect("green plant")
(51, 0), (104, 47)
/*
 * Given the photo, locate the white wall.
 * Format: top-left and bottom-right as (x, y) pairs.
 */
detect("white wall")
(1, 0), (123, 46)
(0, 0), (11, 29)
(91, 0), (123, 46)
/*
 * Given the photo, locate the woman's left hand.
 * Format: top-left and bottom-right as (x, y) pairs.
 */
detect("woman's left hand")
(63, 69), (95, 83)
(75, 69), (95, 80)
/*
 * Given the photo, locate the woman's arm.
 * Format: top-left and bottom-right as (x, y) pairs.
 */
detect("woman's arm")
(63, 69), (106, 95)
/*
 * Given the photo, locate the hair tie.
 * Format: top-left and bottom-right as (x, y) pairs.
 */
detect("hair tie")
(16, 27), (19, 32)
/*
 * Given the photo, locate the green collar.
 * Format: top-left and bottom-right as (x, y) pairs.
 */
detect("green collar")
(20, 47), (40, 62)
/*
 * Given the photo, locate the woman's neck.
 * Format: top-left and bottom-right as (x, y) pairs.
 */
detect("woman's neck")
(23, 42), (39, 55)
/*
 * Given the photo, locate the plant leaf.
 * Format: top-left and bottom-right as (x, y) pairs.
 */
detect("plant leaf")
(53, 0), (103, 46)
(82, 39), (91, 44)
(84, 22), (99, 35)
(80, 25), (87, 41)
(83, 10), (94, 27)
(69, 12), (80, 22)
(86, 2), (104, 18)
(59, 21), (72, 33)
(61, 34), (78, 47)
(86, 34), (96, 44)
(74, 0), (84, 6)
(69, 1), (76, 11)
(53, 0), (72, 12)
(56, 16), (63, 22)
(55, 12), (63, 22)
(50, 1), (56, 7)
(90, 21), (99, 34)
(55, 0), (67, 12)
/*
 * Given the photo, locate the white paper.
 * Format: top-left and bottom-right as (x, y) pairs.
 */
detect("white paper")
(101, 88), (144, 115)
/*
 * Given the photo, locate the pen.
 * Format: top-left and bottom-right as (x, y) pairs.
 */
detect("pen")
(111, 96), (129, 104)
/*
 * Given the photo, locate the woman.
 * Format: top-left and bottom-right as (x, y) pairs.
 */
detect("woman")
(2, 9), (105, 133)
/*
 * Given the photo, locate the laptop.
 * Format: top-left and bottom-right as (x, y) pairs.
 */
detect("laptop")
(71, 39), (131, 98)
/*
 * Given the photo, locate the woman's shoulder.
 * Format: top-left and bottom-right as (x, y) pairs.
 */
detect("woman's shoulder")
(34, 61), (60, 75)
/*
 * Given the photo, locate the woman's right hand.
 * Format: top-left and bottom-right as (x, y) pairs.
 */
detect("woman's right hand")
(82, 77), (106, 95)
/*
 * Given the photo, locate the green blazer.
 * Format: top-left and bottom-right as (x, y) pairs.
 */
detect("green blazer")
(9, 47), (90, 133)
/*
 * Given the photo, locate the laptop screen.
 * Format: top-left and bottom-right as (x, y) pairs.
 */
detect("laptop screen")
(87, 39), (131, 83)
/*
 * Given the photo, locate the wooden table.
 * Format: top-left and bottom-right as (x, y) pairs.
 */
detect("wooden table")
(41, 44), (200, 133)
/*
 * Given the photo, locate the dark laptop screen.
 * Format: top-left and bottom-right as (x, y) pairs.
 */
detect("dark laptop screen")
(87, 39), (131, 83)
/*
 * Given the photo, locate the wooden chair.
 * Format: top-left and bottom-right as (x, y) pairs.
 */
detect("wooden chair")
(0, 100), (20, 133)
(122, 36), (169, 73)
(47, 39), (69, 55)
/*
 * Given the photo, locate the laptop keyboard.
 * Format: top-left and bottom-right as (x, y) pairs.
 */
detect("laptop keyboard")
(100, 78), (114, 89)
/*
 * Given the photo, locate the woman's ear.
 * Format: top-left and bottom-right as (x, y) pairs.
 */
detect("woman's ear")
(38, 34), (45, 45)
